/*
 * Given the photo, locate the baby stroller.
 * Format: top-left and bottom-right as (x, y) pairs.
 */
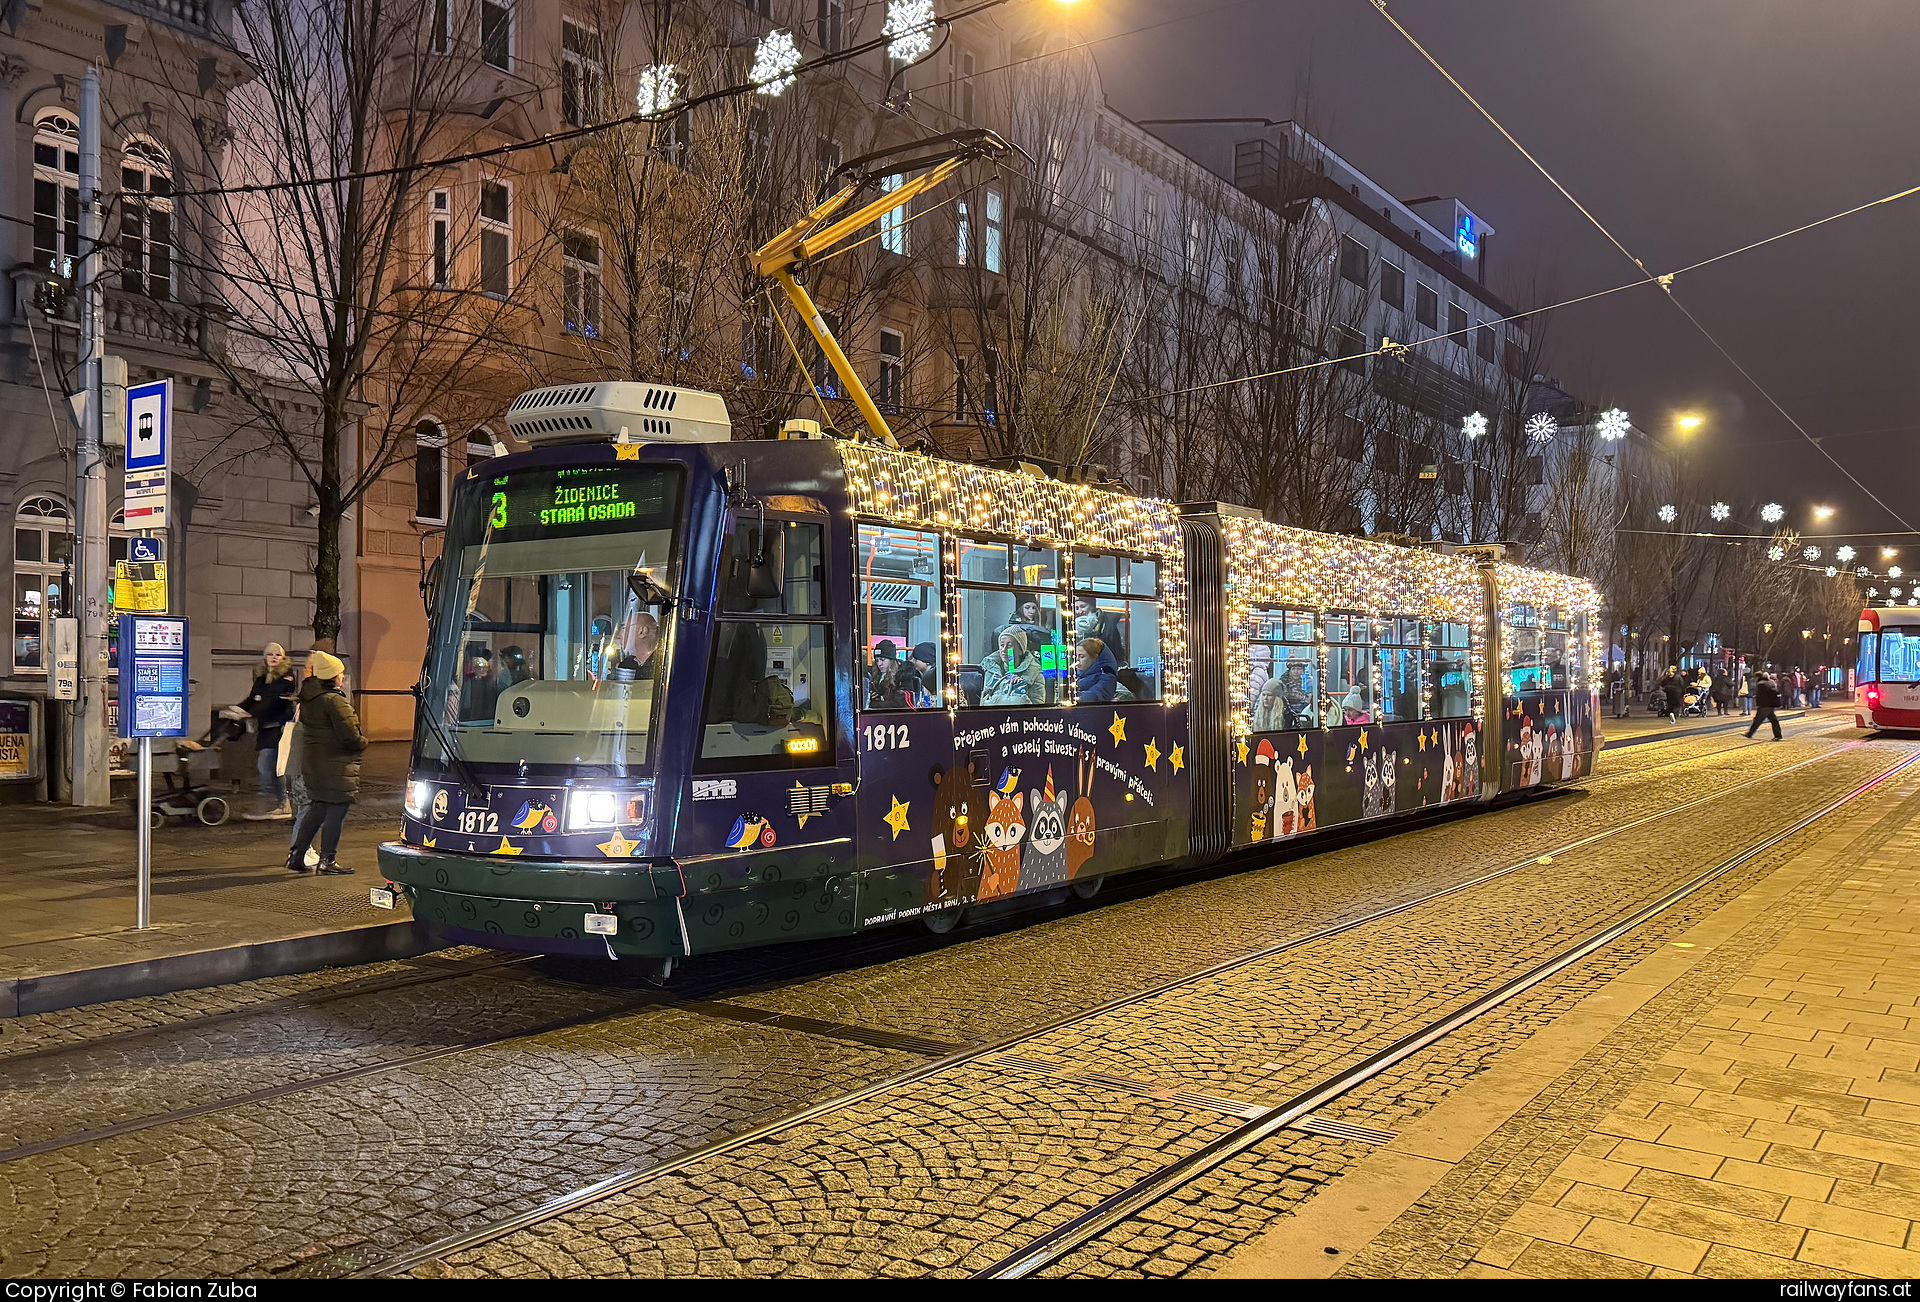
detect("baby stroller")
(158, 707), (245, 829)
(1680, 686), (1707, 717)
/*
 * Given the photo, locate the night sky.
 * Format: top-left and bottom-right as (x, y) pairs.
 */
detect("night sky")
(1076, 0), (1920, 549)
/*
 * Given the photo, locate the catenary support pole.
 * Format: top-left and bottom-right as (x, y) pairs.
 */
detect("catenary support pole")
(73, 67), (110, 806)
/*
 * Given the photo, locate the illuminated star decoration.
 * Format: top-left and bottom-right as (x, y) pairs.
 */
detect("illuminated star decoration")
(635, 64), (682, 116)
(1525, 412), (1557, 443)
(883, 0), (937, 63)
(1658, 504), (1678, 524)
(1761, 502), (1785, 523)
(751, 30), (802, 95)
(1169, 744), (1185, 773)
(883, 796), (911, 840)
(1109, 713), (1127, 745)
(1837, 545), (1857, 563)
(1710, 502), (1731, 522)
(1768, 545), (1786, 561)
(1143, 738), (1161, 771)
(1596, 408), (1630, 441)
(597, 829), (639, 858)
(1461, 411), (1489, 440)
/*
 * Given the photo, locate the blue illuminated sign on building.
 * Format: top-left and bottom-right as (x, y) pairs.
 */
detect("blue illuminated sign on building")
(1456, 215), (1478, 259)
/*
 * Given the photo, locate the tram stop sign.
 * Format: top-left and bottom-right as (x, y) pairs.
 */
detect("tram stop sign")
(119, 614), (189, 739)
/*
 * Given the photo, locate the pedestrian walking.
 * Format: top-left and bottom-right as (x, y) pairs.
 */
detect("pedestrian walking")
(239, 643), (297, 820)
(1739, 663), (1754, 715)
(1658, 666), (1684, 723)
(286, 649), (367, 876)
(1746, 670), (1784, 741)
(1710, 668), (1732, 717)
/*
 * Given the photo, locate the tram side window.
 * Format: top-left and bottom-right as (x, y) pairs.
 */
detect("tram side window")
(699, 621), (832, 765)
(1070, 550), (1161, 701)
(1426, 620), (1471, 719)
(1378, 615), (1423, 722)
(1859, 632), (1879, 684)
(1882, 628), (1920, 682)
(957, 538), (1066, 707)
(719, 519), (823, 615)
(1323, 612), (1375, 725)
(857, 524), (942, 710)
(1505, 603), (1545, 692)
(1247, 607), (1318, 730)
(1541, 608), (1572, 690)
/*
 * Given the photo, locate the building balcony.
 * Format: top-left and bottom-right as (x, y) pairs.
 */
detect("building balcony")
(8, 267), (216, 361)
(112, 0), (230, 37)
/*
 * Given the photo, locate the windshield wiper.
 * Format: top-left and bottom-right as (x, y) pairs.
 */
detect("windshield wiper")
(411, 682), (488, 803)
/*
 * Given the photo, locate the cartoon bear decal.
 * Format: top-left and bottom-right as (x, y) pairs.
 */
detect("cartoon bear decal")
(928, 758), (984, 901)
(1023, 770), (1071, 889)
(978, 771), (1028, 901)
(1273, 756), (1300, 838)
(1250, 738), (1278, 840)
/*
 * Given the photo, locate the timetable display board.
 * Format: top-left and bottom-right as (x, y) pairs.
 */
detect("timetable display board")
(118, 615), (189, 738)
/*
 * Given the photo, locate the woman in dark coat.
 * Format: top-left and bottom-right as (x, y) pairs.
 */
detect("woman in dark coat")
(240, 642), (298, 819)
(286, 650), (368, 876)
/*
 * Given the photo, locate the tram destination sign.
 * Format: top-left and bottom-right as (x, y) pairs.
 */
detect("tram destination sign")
(483, 465), (682, 544)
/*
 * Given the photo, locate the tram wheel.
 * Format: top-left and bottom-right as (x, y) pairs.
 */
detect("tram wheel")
(923, 909), (960, 935)
(1070, 876), (1103, 900)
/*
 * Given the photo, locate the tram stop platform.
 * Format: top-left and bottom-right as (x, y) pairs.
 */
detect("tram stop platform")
(1217, 728), (1920, 1281)
(0, 742), (430, 1018)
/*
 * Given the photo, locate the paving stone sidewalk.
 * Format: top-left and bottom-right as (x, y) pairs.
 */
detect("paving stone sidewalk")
(0, 742), (421, 1013)
(1220, 757), (1920, 1280)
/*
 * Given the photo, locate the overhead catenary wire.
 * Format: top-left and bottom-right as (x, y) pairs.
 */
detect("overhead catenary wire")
(1365, 0), (1919, 536)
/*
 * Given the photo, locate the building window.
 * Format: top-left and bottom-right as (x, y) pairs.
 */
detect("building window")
(479, 179), (511, 297)
(1446, 300), (1467, 344)
(984, 186), (1004, 273)
(810, 310), (842, 398)
(13, 496), (70, 673)
(960, 50), (975, 123)
(656, 110), (691, 165)
(428, 0), (451, 53)
(415, 422), (447, 522)
(1044, 134), (1065, 210)
(817, 0), (843, 53)
(880, 174), (908, 255)
(954, 355), (970, 420)
(982, 347), (1000, 424)
(1414, 281), (1438, 329)
(1476, 323), (1497, 363)
(467, 429), (498, 467)
(742, 311), (774, 378)
(560, 20), (604, 126)
(1141, 189), (1161, 272)
(878, 328), (904, 412)
(745, 105), (770, 177)
(1184, 214), (1202, 282)
(32, 112), (80, 282)
(118, 140), (173, 302)
(480, 0), (512, 71)
(1335, 325), (1367, 375)
(1379, 262), (1405, 312)
(955, 199), (970, 266)
(1098, 166), (1116, 238)
(815, 135), (841, 196)
(744, 0), (772, 18)
(563, 230), (601, 337)
(430, 188), (450, 288)
(1338, 235), (1368, 288)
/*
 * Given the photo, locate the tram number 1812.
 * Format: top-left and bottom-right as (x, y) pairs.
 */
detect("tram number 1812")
(862, 723), (912, 751)
(457, 809), (500, 834)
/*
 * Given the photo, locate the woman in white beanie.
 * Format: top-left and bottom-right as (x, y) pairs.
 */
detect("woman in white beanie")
(286, 648), (367, 875)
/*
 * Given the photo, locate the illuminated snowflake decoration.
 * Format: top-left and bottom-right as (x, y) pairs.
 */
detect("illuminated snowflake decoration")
(1709, 502), (1731, 522)
(1525, 412), (1557, 443)
(751, 30), (803, 95)
(1768, 545), (1787, 561)
(1656, 503), (1678, 523)
(884, 0), (937, 63)
(1860, 566), (1872, 577)
(1461, 411), (1488, 440)
(1826, 567), (1839, 578)
(635, 64), (683, 117)
(1895, 587), (1905, 598)
(1836, 545), (1856, 563)
(1892, 566), (1904, 579)
(1803, 545), (1821, 561)
(1595, 407), (1630, 441)
(1760, 502), (1785, 524)
(1869, 587), (1879, 597)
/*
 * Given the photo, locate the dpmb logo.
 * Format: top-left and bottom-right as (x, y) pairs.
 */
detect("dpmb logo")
(691, 778), (738, 801)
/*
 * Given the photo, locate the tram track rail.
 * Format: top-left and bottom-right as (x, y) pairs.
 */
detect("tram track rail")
(358, 740), (1877, 1278)
(976, 744), (1920, 1278)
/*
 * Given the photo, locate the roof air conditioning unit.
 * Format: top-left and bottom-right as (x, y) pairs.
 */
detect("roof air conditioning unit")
(504, 382), (733, 447)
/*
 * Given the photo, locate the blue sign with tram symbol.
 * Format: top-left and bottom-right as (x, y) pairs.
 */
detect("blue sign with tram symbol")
(118, 614), (189, 738)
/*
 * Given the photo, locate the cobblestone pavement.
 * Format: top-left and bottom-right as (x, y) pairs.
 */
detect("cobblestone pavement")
(0, 715), (1883, 1277)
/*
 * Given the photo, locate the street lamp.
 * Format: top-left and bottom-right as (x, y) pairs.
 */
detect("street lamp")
(1676, 413), (1704, 432)
(1814, 505), (1835, 521)
(1884, 547), (1899, 559)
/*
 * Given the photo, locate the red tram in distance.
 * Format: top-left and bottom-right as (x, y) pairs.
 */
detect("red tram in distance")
(1856, 606), (1920, 732)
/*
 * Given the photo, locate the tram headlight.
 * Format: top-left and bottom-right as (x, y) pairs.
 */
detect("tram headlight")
(568, 789), (628, 830)
(406, 781), (433, 820)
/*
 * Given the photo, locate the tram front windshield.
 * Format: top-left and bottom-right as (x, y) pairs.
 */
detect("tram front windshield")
(421, 463), (684, 774)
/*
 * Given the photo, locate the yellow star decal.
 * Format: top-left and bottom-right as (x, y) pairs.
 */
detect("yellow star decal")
(422, 837), (436, 848)
(614, 443), (641, 460)
(1236, 737), (1251, 765)
(1358, 729), (1369, 750)
(1109, 713), (1127, 745)
(491, 836), (523, 856)
(1298, 735), (1309, 756)
(1143, 738), (1161, 771)
(1169, 743), (1185, 773)
(597, 828), (639, 858)
(883, 795), (912, 840)
(1417, 731), (1427, 752)
(792, 781), (817, 830)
